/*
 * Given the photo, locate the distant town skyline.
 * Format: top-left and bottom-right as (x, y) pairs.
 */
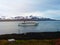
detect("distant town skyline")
(0, 0), (60, 19)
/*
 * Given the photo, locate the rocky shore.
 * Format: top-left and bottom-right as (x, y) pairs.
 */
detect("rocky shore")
(0, 32), (60, 40)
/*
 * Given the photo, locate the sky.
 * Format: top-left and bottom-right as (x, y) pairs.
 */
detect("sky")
(0, 0), (60, 19)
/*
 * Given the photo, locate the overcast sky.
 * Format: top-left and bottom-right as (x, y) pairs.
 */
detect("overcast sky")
(0, 0), (60, 19)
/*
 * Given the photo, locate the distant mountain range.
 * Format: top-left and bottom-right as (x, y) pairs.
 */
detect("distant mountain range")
(0, 16), (59, 21)
(37, 18), (56, 21)
(31, 17), (57, 21)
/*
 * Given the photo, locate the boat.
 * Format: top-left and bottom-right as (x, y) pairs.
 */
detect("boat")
(18, 21), (39, 26)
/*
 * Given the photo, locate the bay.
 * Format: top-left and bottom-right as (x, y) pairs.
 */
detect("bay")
(0, 21), (60, 34)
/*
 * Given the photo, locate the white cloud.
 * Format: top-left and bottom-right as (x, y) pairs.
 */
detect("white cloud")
(17, 10), (60, 19)
(0, 0), (60, 19)
(41, 10), (60, 19)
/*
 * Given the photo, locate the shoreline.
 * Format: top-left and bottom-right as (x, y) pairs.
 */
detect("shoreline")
(0, 32), (59, 45)
(0, 32), (60, 40)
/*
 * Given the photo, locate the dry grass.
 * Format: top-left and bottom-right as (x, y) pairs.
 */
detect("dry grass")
(0, 40), (8, 45)
(0, 39), (56, 45)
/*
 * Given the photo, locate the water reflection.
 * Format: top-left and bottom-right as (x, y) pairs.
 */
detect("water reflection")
(18, 25), (38, 34)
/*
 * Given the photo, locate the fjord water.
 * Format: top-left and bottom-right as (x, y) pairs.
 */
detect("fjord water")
(0, 21), (60, 34)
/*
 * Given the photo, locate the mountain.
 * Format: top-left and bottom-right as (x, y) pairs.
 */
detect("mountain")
(31, 17), (56, 21)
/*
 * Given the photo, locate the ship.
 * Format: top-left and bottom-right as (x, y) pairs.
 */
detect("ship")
(18, 21), (39, 26)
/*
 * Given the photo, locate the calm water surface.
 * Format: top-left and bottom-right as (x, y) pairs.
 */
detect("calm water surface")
(0, 21), (60, 34)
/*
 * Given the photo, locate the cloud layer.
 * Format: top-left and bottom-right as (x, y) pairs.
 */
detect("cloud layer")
(0, 0), (60, 19)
